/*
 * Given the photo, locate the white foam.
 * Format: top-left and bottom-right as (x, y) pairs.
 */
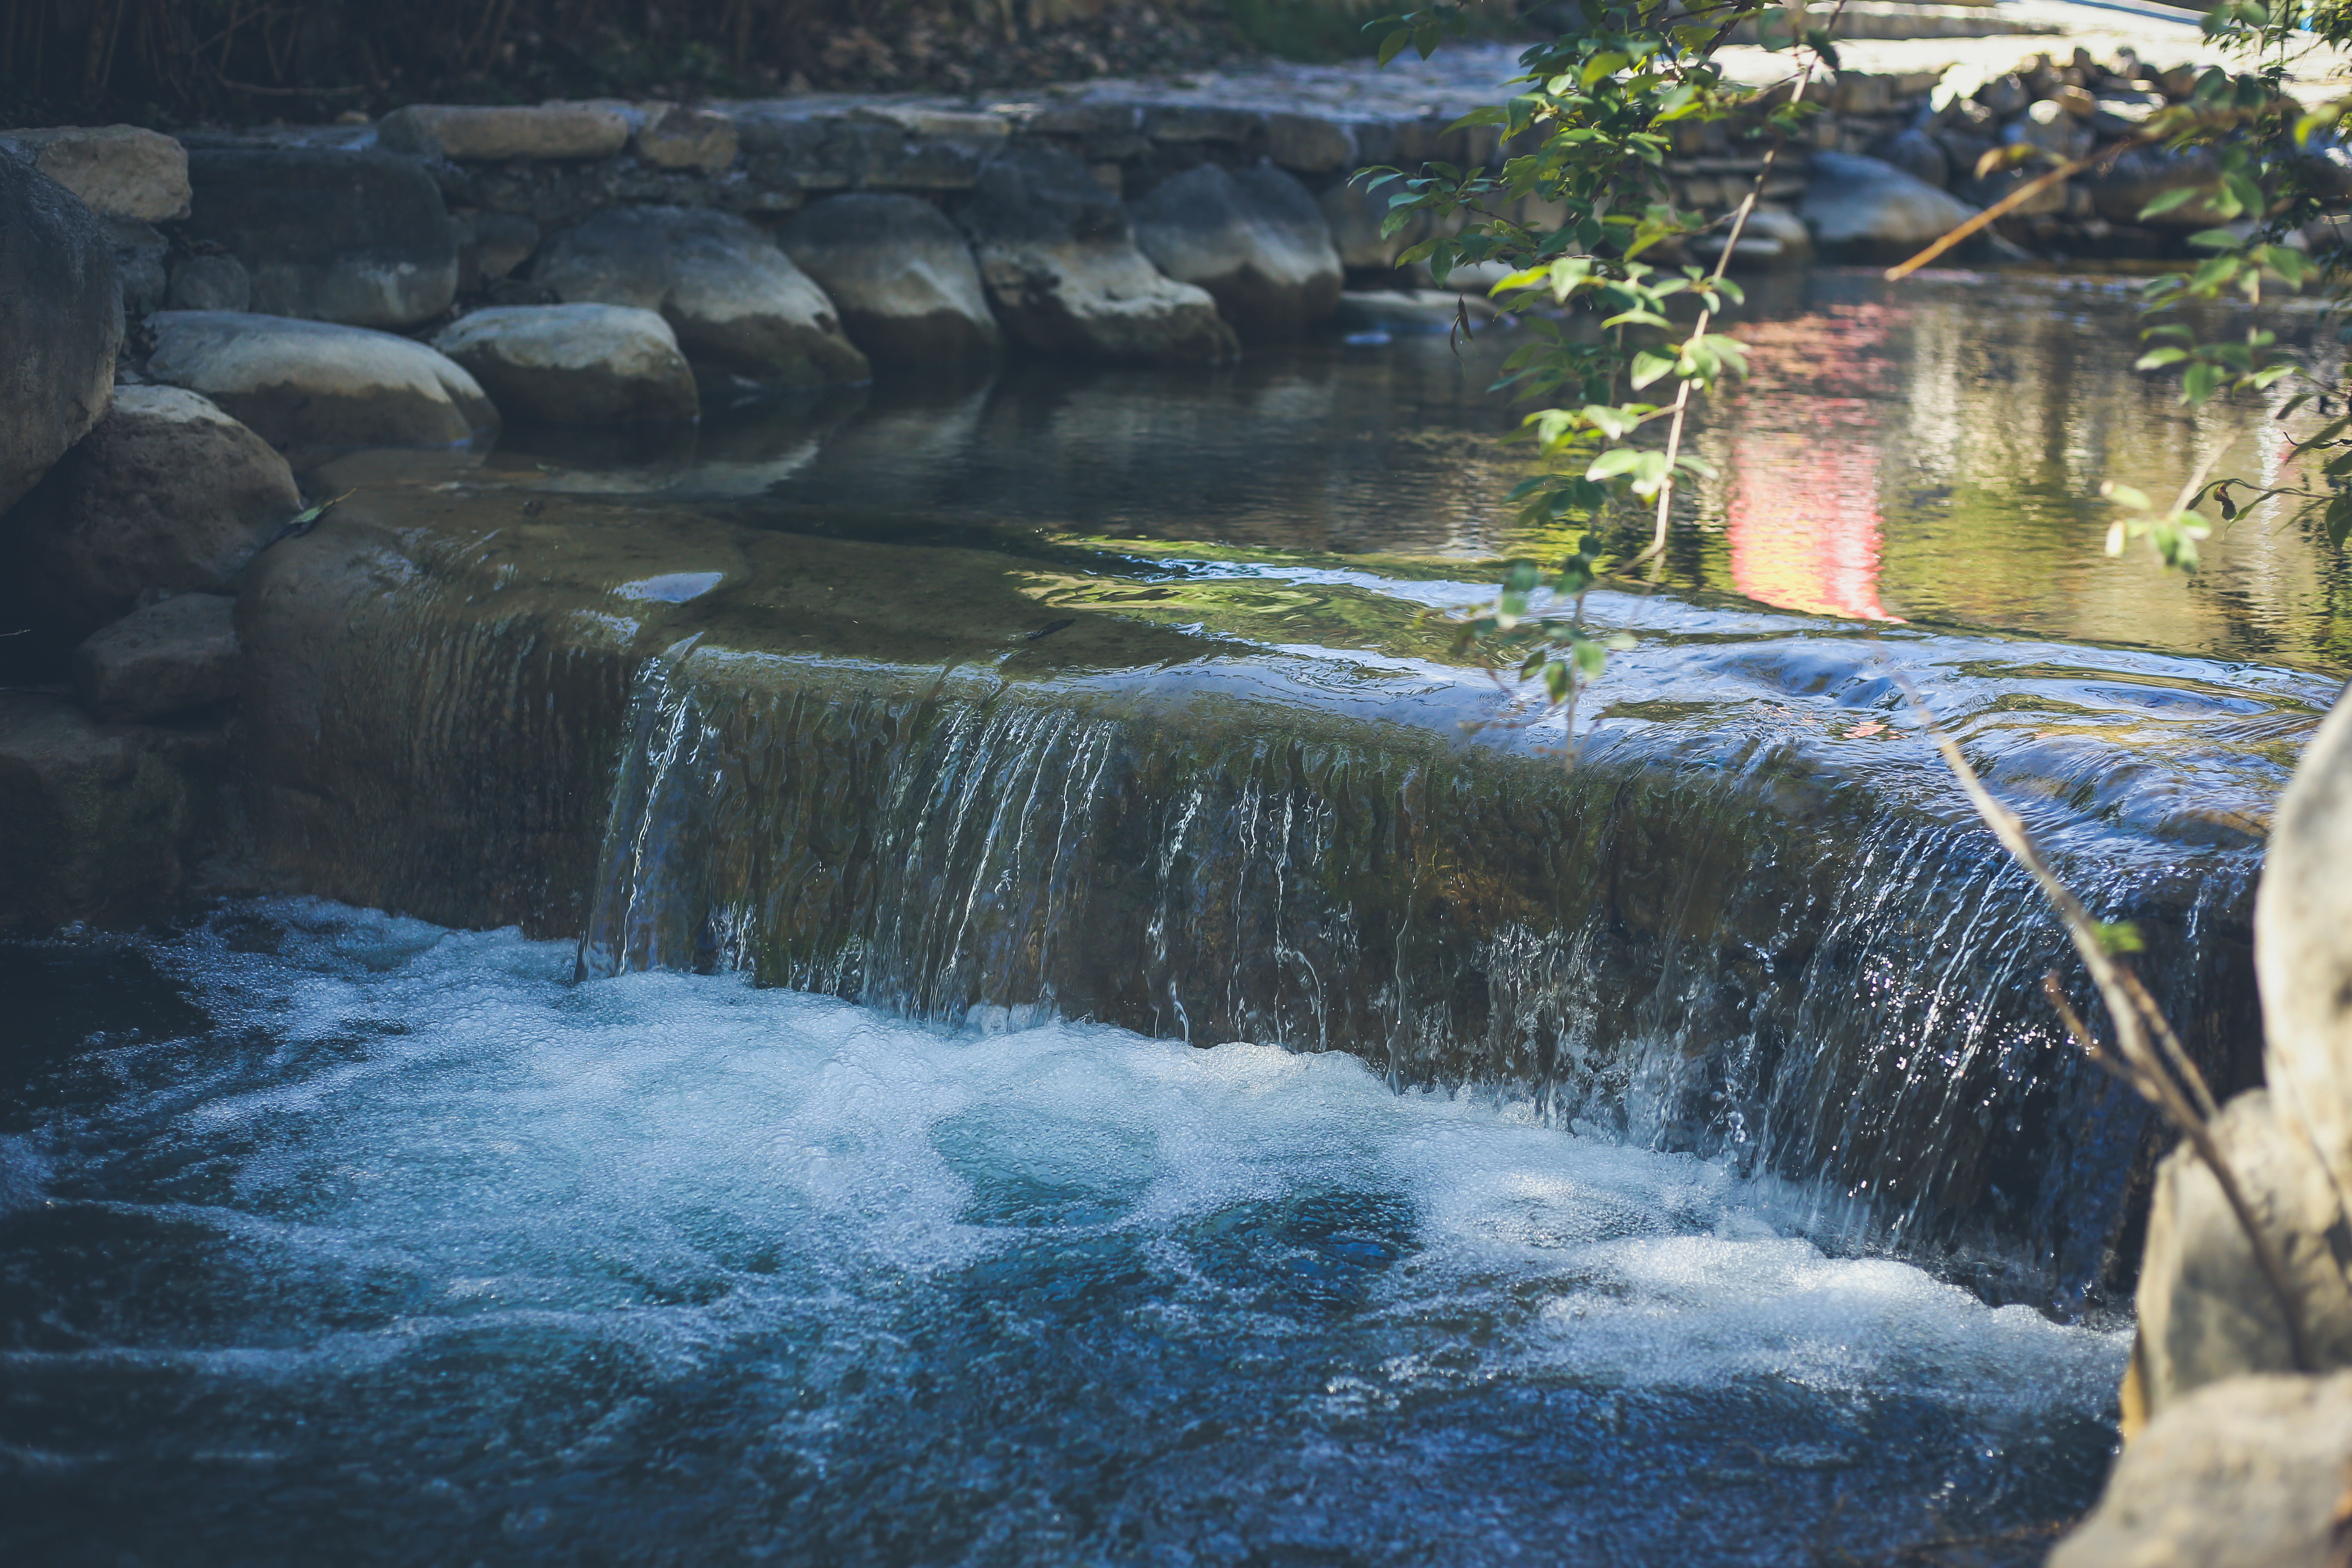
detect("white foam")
(21, 900), (2128, 1418)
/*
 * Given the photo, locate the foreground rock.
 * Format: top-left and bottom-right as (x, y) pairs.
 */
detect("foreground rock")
(959, 144), (1236, 363)
(3, 386), (299, 639)
(1130, 162), (1342, 337)
(2050, 1372), (2352, 1568)
(1801, 151), (1978, 263)
(533, 205), (870, 389)
(0, 124), (190, 222)
(780, 194), (1000, 367)
(2254, 693), (2352, 1197)
(145, 312), (499, 451)
(2133, 1088), (2352, 1415)
(74, 594), (242, 723)
(0, 151), (120, 516)
(181, 147), (458, 329)
(433, 305), (698, 425)
(0, 691), (223, 934)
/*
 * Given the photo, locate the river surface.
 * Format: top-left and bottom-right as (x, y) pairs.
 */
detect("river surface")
(2, 903), (2125, 1567)
(426, 266), (2351, 673)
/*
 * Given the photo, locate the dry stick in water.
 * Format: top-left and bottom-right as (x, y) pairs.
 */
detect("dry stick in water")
(1889, 664), (2315, 1370)
(1632, 0), (1849, 571)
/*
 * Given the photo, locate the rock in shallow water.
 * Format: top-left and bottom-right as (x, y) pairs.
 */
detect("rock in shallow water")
(959, 144), (1236, 364)
(1, 385), (298, 640)
(0, 149), (120, 517)
(144, 311), (499, 451)
(1801, 151), (1978, 263)
(780, 193), (1000, 367)
(180, 147), (457, 330)
(73, 593), (241, 723)
(1130, 162), (1342, 337)
(533, 205), (870, 389)
(433, 304), (699, 426)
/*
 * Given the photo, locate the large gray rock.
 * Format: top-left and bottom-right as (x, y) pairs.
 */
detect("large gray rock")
(181, 147), (458, 329)
(779, 194), (1000, 367)
(2050, 1372), (2352, 1568)
(2258, 694), (2352, 1199)
(532, 205), (870, 389)
(2135, 1089), (2352, 1417)
(1320, 178), (1429, 273)
(1130, 162), (1342, 338)
(3, 386), (299, 639)
(1800, 151), (1978, 263)
(0, 149), (120, 517)
(166, 253), (252, 313)
(2085, 146), (2230, 229)
(72, 593), (241, 723)
(958, 144), (1237, 364)
(432, 305), (699, 425)
(145, 312), (499, 451)
(0, 690), (220, 934)
(0, 125), (190, 222)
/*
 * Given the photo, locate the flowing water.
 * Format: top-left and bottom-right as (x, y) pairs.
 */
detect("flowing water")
(3, 904), (2125, 1567)
(3, 267), (2338, 1562)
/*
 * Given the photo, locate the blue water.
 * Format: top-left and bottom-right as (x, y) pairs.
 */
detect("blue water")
(1, 901), (2125, 1566)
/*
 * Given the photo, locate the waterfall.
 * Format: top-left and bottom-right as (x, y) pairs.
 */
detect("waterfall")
(575, 648), (2263, 1308)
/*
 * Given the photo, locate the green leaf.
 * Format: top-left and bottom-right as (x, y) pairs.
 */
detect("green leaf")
(2093, 920), (2146, 955)
(2184, 361), (2225, 403)
(1628, 350), (1677, 389)
(1585, 447), (1648, 480)
(2327, 491), (2352, 550)
(2136, 186), (2203, 220)
(2135, 347), (2190, 369)
(1376, 28), (1412, 67)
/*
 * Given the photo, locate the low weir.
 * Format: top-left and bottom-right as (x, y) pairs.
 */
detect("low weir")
(232, 484), (2331, 1309)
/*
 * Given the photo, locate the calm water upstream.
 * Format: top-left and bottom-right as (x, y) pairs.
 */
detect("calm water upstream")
(4, 265), (2323, 1564)
(458, 266), (2351, 672)
(2, 904), (2125, 1567)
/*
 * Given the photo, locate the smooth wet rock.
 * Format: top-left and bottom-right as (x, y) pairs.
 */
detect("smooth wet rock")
(107, 216), (168, 315)
(958, 144), (1235, 363)
(453, 211), (541, 291)
(779, 194), (999, 367)
(2050, 1372), (2352, 1568)
(1130, 162), (1342, 337)
(2258, 694), (2352, 1195)
(1319, 177), (1428, 274)
(0, 150), (120, 516)
(0, 689), (219, 934)
(0, 124), (190, 222)
(634, 105), (739, 174)
(2085, 146), (2230, 228)
(145, 311), (499, 451)
(1801, 151), (1978, 263)
(73, 594), (241, 723)
(1265, 113), (1355, 175)
(533, 205), (870, 388)
(166, 253), (252, 313)
(1691, 208), (1815, 272)
(1335, 290), (1497, 335)
(2135, 1088), (2352, 1418)
(1875, 126), (1949, 190)
(181, 147), (458, 329)
(2, 386), (299, 638)
(432, 305), (698, 425)
(378, 103), (631, 162)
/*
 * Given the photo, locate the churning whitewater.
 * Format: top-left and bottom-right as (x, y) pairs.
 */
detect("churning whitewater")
(3, 900), (2122, 1566)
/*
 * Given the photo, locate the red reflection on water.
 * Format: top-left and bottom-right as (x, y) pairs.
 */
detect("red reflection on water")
(1719, 309), (1906, 623)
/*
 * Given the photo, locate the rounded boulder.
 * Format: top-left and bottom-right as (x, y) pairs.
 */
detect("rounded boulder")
(144, 311), (499, 452)
(433, 305), (698, 426)
(1130, 162), (1343, 338)
(780, 194), (1000, 368)
(0, 148), (122, 516)
(3, 385), (299, 639)
(533, 205), (870, 389)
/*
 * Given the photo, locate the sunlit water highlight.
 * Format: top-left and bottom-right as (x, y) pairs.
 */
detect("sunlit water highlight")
(3, 902), (2125, 1566)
